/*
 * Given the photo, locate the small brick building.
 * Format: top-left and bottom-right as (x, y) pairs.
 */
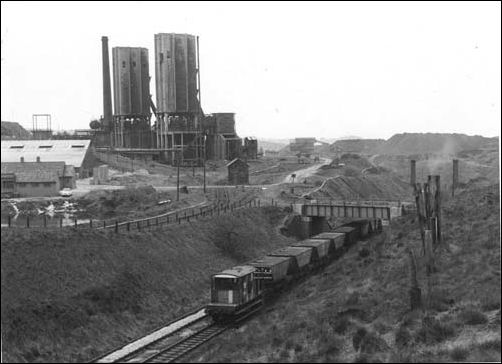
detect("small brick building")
(227, 158), (249, 185)
(0, 159), (76, 198)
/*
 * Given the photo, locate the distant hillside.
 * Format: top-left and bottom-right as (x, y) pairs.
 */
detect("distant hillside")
(376, 133), (497, 156)
(331, 139), (385, 154)
(1, 121), (31, 140)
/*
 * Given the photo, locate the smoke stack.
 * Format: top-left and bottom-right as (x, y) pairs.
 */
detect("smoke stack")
(102, 36), (113, 130)
(410, 159), (416, 186)
(20, 157), (24, 163)
(36, 156), (40, 162)
(452, 159), (459, 197)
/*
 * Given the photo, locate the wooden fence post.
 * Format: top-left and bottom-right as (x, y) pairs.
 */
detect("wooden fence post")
(424, 229), (434, 308)
(103, 220), (106, 229)
(127, 222), (130, 231)
(60, 217), (63, 228)
(115, 220), (118, 233)
(74, 218), (77, 228)
(89, 219), (92, 228)
(434, 175), (442, 246)
(406, 247), (422, 310)
(8, 215), (11, 227)
(26, 216), (29, 228)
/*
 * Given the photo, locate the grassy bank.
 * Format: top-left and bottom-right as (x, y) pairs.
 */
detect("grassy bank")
(1, 206), (294, 363)
(192, 184), (500, 363)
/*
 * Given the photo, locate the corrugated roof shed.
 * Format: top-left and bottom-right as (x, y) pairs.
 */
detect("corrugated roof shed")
(1, 161), (66, 176)
(16, 171), (59, 183)
(1, 140), (91, 168)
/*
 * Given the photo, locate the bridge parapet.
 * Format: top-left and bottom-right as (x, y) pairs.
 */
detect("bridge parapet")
(299, 202), (394, 220)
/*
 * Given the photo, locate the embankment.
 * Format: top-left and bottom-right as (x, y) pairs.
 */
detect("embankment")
(194, 184), (500, 363)
(1, 206), (294, 363)
(308, 174), (412, 201)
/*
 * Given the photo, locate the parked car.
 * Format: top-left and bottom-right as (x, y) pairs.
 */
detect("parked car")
(59, 188), (73, 197)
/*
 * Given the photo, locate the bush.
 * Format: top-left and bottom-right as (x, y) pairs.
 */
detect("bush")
(479, 337), (501, 351)
(450, 346), (469, 361)
(210, 214), (261, 260)
(394, 325), (412, 348)
(358, 247), (370, 258)
(352, 327), (388, 353)
(332, 316), (351, 334)
(458, 308), (488, 325)
(415, 316), (456, 344)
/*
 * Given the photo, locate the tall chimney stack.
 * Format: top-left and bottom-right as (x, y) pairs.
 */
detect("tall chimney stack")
(410, 160), (416, 186)
(452, 159), (459, 197)
(102, 36), (113, 130)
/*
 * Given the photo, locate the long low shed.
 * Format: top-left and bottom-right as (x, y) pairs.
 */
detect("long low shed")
(332, 226), (358, 246)
(249, 256), (294, 282)
(311, 232), (346, 251)
(293, 239), (331, 259)
(268, 246), (315, 269)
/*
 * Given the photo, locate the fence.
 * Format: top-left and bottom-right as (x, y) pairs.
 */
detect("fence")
(1, 186), (276, 233)
(93, 150), (152, 173)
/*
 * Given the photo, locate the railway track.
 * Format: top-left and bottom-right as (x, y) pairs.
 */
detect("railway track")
(93, 308), (209, 363)
(143, 323), (227, 363)
(94, 300), (262, 363)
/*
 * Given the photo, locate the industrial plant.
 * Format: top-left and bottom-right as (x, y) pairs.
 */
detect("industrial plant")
(95, 33), (257, 166)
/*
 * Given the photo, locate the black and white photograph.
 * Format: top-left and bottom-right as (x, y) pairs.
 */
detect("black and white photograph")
(1, 1), (500, 363)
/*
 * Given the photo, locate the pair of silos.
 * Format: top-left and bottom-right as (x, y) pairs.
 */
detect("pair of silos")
(106, 33), (199, 117)
(103, 33), (200, 148)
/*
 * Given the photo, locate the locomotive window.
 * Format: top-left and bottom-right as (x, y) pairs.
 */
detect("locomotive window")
(214, 278), (236, 290)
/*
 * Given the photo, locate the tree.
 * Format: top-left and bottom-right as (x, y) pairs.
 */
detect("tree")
(89, 119), (101, 130)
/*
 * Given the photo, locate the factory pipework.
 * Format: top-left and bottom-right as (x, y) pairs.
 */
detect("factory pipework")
(102, 36), (113, 130)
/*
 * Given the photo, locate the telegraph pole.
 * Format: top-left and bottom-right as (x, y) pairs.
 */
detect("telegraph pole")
(203, 134), (207, 193)
(176, 149), (180, 201)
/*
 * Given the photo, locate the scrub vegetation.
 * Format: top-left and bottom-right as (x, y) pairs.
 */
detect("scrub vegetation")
(1, 207), (294, 363)
(192, 184), (500, 363)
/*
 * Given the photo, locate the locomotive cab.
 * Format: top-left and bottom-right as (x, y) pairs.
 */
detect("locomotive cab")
(207, 265), (263, 322)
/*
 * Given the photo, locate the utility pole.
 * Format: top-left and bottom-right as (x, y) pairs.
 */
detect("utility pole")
(203, 134), (207, 193)
(177, 149), (180, 201)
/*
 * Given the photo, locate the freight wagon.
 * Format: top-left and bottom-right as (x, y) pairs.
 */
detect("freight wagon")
(208, 219), (383, 322)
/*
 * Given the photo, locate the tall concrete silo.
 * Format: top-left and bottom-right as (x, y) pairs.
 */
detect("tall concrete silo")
(154, 33), (203, 165)
(111, 46), (151, 149)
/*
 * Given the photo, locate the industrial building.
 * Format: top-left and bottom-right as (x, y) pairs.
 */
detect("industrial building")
(227, 158), (249, 185)
(1, 160), (75, 198)
(289, 137), (316, 156)
(95, 33), (258, 166)
(1, 139), (94, 177)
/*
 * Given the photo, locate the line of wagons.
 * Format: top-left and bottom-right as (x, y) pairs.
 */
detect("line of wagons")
(207, 218), (383, 322)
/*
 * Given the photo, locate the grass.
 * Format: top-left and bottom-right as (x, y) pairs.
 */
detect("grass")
(458, 308), (489, 325)
(449, 345), (469, 361)
(1, 206), (293, 363)
(189, 183), (500, 363)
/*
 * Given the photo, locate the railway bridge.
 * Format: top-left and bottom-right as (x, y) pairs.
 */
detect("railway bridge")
(293, 200), (406, 238)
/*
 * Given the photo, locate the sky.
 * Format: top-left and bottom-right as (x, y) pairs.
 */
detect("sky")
(1, 1), (501, 140)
